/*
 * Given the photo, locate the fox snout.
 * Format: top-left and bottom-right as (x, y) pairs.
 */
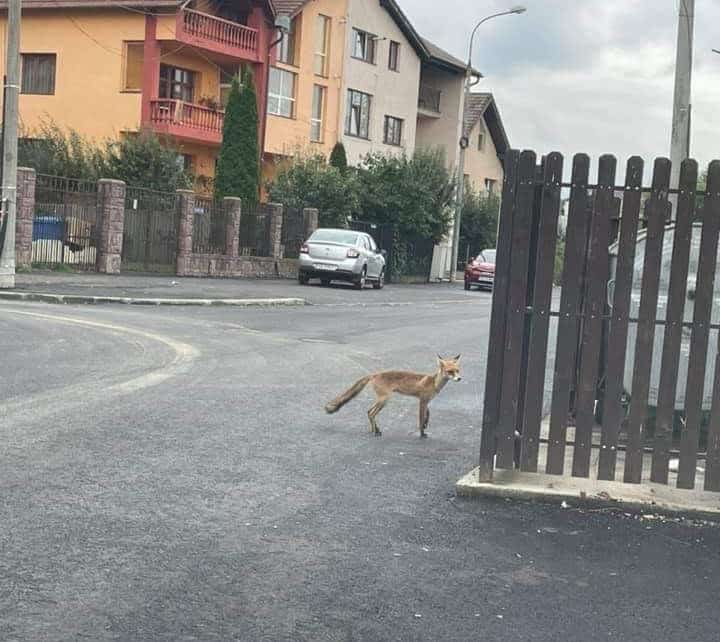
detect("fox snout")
(453, 376), (462, 381)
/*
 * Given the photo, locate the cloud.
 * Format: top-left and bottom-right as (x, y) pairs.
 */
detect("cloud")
(403, 0), (720, 173)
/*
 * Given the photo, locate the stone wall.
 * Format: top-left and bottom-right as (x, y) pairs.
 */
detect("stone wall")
(180, 255), (299, 279)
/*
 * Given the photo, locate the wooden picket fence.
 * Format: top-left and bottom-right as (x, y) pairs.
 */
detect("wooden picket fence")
(479, 150), (720, 492)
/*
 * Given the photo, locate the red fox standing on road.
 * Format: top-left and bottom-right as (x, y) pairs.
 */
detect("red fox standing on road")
(325, 355), (462, 437)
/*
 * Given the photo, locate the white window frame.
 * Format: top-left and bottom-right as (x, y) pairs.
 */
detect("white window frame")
(383, 115), (403, 146)
(314, 14), (331, 77)
(345, 89), (372, 139)
(268, 67), (297, 118)
(352, 28), (376, 64)
(311, 84), (326, 142)
(388, 41), (400, 72)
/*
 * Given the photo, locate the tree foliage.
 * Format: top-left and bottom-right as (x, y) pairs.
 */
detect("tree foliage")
(458, 184), (500, 259)
(356, 148), (454, 242)
(329, 142), (348, 174)
(214, 69), (259, 202)
(267, 153), (359, 227)
(18, 119), (191, 192)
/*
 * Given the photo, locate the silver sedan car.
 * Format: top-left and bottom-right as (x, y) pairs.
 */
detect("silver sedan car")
(298, 228), (386, 289)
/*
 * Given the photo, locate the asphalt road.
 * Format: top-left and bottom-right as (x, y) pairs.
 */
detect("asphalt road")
(1, 283), (719, 641)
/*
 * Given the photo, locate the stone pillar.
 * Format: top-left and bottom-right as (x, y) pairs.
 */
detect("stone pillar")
(175, 189), (195, 276)
(266, 202), (283, 259)
(15, 167), (36, 270)
(224, 197), (241, 258)
(302, 207), (319, 240)
(96, 179), (126, 274)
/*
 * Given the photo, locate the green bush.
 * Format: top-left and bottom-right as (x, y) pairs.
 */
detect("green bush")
(19, 118), (192, 192)
(459, 184), (500, 257)
(267, 153), (359, 228)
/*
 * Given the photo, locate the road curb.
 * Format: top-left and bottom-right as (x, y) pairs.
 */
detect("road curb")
(0, 291), (307, 307)
(456, 466), (720, 517)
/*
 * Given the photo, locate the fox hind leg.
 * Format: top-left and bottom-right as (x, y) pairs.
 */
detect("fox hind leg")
(368, 396), (388, 436)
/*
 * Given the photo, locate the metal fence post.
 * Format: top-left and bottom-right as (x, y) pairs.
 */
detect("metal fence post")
(267, 202), (283, 259)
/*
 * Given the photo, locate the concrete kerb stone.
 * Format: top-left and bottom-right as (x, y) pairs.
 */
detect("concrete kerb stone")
(456, 466), (720, 518)
(0, 291), (307, 307)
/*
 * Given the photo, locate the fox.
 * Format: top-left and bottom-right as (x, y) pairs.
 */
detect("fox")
(324, 355), (462, 437)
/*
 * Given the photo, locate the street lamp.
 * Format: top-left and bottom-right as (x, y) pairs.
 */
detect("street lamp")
(449, 5), (526, 282)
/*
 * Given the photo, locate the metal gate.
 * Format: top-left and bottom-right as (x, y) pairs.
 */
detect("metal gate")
(281, 207), (304, 259)
(479, 150), (720, 493)
(32, 175), (98, 269)
(238, 203), (271, 257)
(122, 187), (178, 272)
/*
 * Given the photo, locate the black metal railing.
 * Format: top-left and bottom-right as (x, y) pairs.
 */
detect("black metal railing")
(122, 187), (178, 272)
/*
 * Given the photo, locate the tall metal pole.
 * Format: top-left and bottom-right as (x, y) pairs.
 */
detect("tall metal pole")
(669, 0), (694, 200)
(0, 0), (21, 288)
(449, 6), (526, 282)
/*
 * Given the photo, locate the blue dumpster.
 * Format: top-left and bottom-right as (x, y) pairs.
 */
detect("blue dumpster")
(33, 215), (64, 241)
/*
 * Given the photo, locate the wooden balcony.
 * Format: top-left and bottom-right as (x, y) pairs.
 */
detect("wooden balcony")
(176, 8), (259, 61)
(149, 99), (223, 145)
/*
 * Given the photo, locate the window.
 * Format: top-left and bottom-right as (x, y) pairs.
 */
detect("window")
(122, 42), (143, 91)
(477, 121), (486, 150)
(314, 15), (331, 76)
(268, 67), (296, 118)
(310, 84), (326, 142)
(276, 16), (299, 65)
(176, 153), (193, 174)
(485, 178), (497, 195)
(383, 116), (403, 146)
(21, 54), (56, 95)
(388, 41), (400, 71)
(219, 65), (239, 107)
(352, 28), (375, 64)
(345, 89), (371, 139)
(159, 64), (195, 102)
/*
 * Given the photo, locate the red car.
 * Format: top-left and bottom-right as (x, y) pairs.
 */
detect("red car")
(464, 249), (496, 290)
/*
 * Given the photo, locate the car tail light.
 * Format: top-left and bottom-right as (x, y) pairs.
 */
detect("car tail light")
(347, 248), (360, 258)
(300, 244), (309, 254)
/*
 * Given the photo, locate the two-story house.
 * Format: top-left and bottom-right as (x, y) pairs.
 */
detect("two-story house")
(263, 0), (426, 180)
(0, 0), (275, 187)
(415, 40), (509, 280)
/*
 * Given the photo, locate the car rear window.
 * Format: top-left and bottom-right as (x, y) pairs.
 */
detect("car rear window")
(479, 250), (496, 264)
(310, 230), (360, 245)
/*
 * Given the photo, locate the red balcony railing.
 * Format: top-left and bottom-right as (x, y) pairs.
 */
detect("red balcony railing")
(178, 8), (259, 59)
(149, 99), (224, 145)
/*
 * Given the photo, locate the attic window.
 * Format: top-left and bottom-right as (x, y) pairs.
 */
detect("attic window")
(477, 120), (486, 151)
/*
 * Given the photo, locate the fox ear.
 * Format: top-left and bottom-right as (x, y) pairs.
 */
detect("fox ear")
(454, 354), (461, 361)
(437, 354), (443, 363)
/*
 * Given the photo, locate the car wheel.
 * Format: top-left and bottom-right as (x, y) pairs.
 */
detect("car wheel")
(298, 272), (310, 285)
(354, 268), (367, 290)
(373, 269), (385, 290)
(320, 278), (331, 286)
(464, 279), (471, 291)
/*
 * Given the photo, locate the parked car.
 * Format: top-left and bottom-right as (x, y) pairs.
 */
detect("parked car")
(298, 228), (386, 289)
(464, 249), (496, 290)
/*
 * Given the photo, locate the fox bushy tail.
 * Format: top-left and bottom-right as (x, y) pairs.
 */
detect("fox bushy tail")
(325, 375), (371, 414)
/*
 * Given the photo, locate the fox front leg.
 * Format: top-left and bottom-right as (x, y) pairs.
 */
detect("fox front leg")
(419, 400), (429, 438)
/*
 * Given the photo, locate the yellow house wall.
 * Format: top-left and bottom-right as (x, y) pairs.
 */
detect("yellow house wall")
(463, 113), (504, 193)
(0, 9), (147, 141)
(263, 0), (348, 161)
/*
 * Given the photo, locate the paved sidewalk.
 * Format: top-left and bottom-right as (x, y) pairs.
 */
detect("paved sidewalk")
(8, 271), (479, 306)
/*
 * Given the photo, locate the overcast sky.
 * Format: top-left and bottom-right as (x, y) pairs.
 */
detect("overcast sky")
(403, 0), (720, 180)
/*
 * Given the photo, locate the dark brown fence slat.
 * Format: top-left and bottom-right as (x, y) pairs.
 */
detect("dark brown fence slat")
(495, 150), (538, 469)
(598, 157), (644, 480)
(546, 154), (591, 475)
(700, 161), (720, 484)
(623, 158), (672, 484)
(478, 150), (521, 481)
(572, 156), (617, 478)
(520, 153), (564, 472)
(680, 162), (720, 489)
(651, 160), (698, 483)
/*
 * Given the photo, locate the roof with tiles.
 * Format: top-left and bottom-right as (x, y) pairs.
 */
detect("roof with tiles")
(463, 92), (510, 157)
